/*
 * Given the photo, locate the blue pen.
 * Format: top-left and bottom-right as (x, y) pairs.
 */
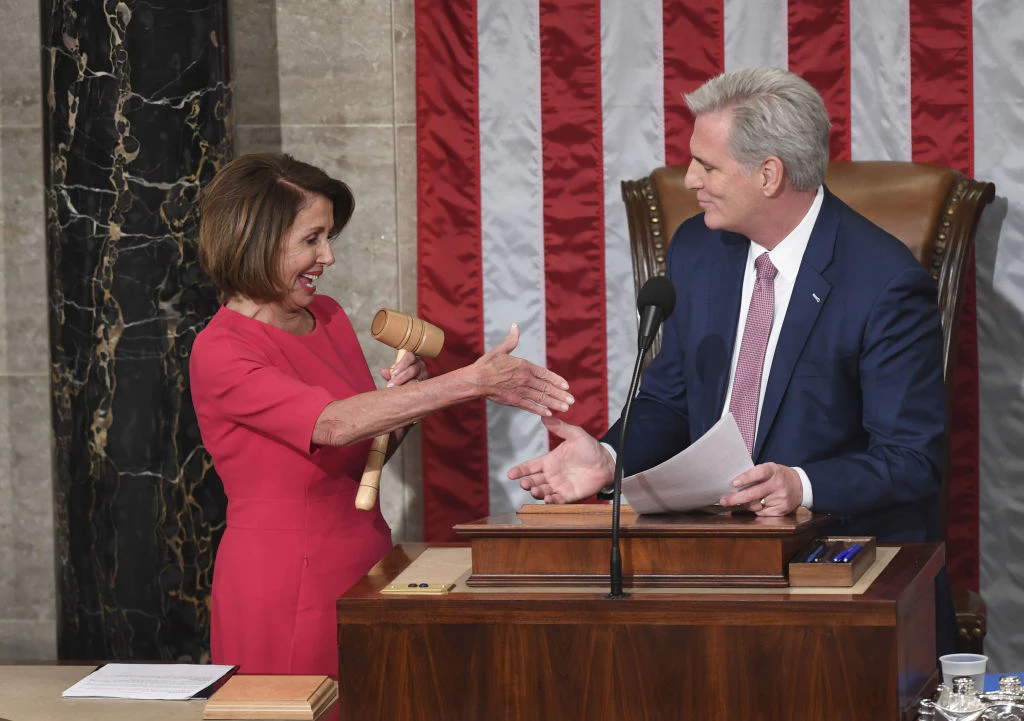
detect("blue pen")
(804, 543), (827, 563)
(831, 545), (852, 563)
(833, 543), (863, 563)
(841, 543), (864, 563)
(823, 542), (845, 562)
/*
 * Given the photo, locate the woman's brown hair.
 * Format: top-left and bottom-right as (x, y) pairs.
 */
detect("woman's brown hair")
(198, 153), (354, 301)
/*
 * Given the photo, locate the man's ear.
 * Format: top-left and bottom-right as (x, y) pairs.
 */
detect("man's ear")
(760, 156), (784, 196)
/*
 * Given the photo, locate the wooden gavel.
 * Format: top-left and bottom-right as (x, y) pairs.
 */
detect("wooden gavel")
(355, 309), (445, 511)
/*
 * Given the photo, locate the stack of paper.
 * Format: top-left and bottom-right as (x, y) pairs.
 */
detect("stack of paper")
(61, 663), (236, 700)
(202, 675), (338, 721)
(621, 412), (754, 514)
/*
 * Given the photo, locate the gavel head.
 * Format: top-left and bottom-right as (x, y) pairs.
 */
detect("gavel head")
(370, 309), (445, 359)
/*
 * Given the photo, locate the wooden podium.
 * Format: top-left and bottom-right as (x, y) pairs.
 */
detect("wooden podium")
(452, 505), (831, 587)
(336, 509), (942, 721)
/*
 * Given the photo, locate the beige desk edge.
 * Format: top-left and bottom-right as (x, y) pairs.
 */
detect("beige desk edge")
(0, 665), (206, 721)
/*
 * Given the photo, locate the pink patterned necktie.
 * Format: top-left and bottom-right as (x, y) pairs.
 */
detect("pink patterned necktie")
(729, 252), (778, 455)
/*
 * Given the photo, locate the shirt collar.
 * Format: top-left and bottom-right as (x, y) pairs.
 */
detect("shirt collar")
(748, 186), (824, 282)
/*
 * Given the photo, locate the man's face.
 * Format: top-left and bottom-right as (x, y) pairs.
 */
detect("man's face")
(684, 109), (765, 236)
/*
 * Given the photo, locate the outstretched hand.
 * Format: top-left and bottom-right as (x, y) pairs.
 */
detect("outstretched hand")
(507, 417), (615, 503)
(472, 324), (574, 416)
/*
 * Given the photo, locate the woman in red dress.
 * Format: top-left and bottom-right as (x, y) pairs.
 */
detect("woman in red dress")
(189, 154), (573, 677)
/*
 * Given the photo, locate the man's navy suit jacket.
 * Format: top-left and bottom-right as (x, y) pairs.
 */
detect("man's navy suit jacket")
(606, 188), (947, 542)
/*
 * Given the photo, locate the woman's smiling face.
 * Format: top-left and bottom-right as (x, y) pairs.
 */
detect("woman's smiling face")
(275, 192), (336, 313)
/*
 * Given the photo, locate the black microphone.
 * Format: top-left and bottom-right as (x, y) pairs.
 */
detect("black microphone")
(608, 276), (677, 598)
(636, 276), (677, 351)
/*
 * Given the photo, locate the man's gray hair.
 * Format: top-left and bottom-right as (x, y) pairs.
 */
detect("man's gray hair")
(684, 67), (831, 191)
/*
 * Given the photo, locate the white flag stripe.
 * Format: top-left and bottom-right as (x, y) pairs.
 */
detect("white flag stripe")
(601, 0), (667, 418)
(724, 0), (788, 72)
(973, 0), (1024, 671)
(478, 0), (548, 512)
(850, 0), (911, 161)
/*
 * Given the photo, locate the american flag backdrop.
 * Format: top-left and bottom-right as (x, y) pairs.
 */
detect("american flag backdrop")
(414, 0), (1024, 667)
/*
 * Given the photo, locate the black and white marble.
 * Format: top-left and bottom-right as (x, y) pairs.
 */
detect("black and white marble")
(41, 0), (231, 662)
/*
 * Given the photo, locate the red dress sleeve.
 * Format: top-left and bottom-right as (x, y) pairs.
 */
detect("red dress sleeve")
(190, 319), (336, 455)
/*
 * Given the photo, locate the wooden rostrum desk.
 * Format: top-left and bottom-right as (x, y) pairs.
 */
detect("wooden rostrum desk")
(336, 507), (943, 721)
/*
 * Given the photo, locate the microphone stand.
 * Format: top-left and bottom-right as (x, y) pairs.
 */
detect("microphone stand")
(607, 342), (649, 599)
(606, 274), (673, 599)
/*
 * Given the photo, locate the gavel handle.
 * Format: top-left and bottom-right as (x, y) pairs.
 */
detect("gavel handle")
(355, 349), (408, 511)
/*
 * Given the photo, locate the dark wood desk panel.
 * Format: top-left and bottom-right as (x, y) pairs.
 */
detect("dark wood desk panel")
(337, 543), (942, 721)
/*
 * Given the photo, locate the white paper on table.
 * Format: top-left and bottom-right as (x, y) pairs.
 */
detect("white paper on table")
(61, 663), (236, 700)
(621, 412), (754, 515)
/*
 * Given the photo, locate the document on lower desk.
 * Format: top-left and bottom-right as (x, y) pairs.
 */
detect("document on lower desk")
(61, 662), (236, 700)
(621, 412), (753, 515)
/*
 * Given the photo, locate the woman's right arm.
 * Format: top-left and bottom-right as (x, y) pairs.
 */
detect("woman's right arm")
(311, 323), (573, 448)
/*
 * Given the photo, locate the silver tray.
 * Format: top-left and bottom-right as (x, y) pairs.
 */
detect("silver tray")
(919, 676), (1024, 720)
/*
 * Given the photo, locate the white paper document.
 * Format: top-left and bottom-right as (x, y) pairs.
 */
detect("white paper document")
(621, 412), (754, 514)
(61, 662), (236, 700)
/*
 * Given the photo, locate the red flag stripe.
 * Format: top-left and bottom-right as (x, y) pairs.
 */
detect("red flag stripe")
(909, 0), (979, 592)
(788, 0), (852, 161)
(539, 0), (608, 438)
(416, 0), (489, 541)
(663, 0), (724, 167)
(910, 1), (975, 174)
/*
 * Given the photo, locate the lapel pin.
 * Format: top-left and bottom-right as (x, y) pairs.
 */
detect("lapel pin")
(811, 293), (820, 303)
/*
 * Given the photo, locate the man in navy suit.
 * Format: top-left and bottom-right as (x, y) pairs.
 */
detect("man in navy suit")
(509, 66), (951, 651)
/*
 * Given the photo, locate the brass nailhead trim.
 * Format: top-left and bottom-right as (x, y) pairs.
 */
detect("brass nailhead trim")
(926, 177), (970, 281)
(641, 177), (667, 276)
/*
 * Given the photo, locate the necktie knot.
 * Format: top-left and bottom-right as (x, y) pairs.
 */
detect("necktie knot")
(755, 253), (777, 282)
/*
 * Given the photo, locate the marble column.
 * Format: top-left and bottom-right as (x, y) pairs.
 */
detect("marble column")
(41, 0), (231, 661)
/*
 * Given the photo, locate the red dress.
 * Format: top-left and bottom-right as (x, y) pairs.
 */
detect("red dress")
(189, 295), (393, 677)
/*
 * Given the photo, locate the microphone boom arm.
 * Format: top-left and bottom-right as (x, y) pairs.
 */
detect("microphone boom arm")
(607, 344), (648, 598)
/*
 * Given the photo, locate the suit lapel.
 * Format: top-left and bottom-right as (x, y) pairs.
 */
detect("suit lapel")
(753, 189), (840, 459)
(701, 232), (747, 432)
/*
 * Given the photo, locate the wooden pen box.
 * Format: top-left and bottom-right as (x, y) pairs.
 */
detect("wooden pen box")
(787, 536), (876, 588)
